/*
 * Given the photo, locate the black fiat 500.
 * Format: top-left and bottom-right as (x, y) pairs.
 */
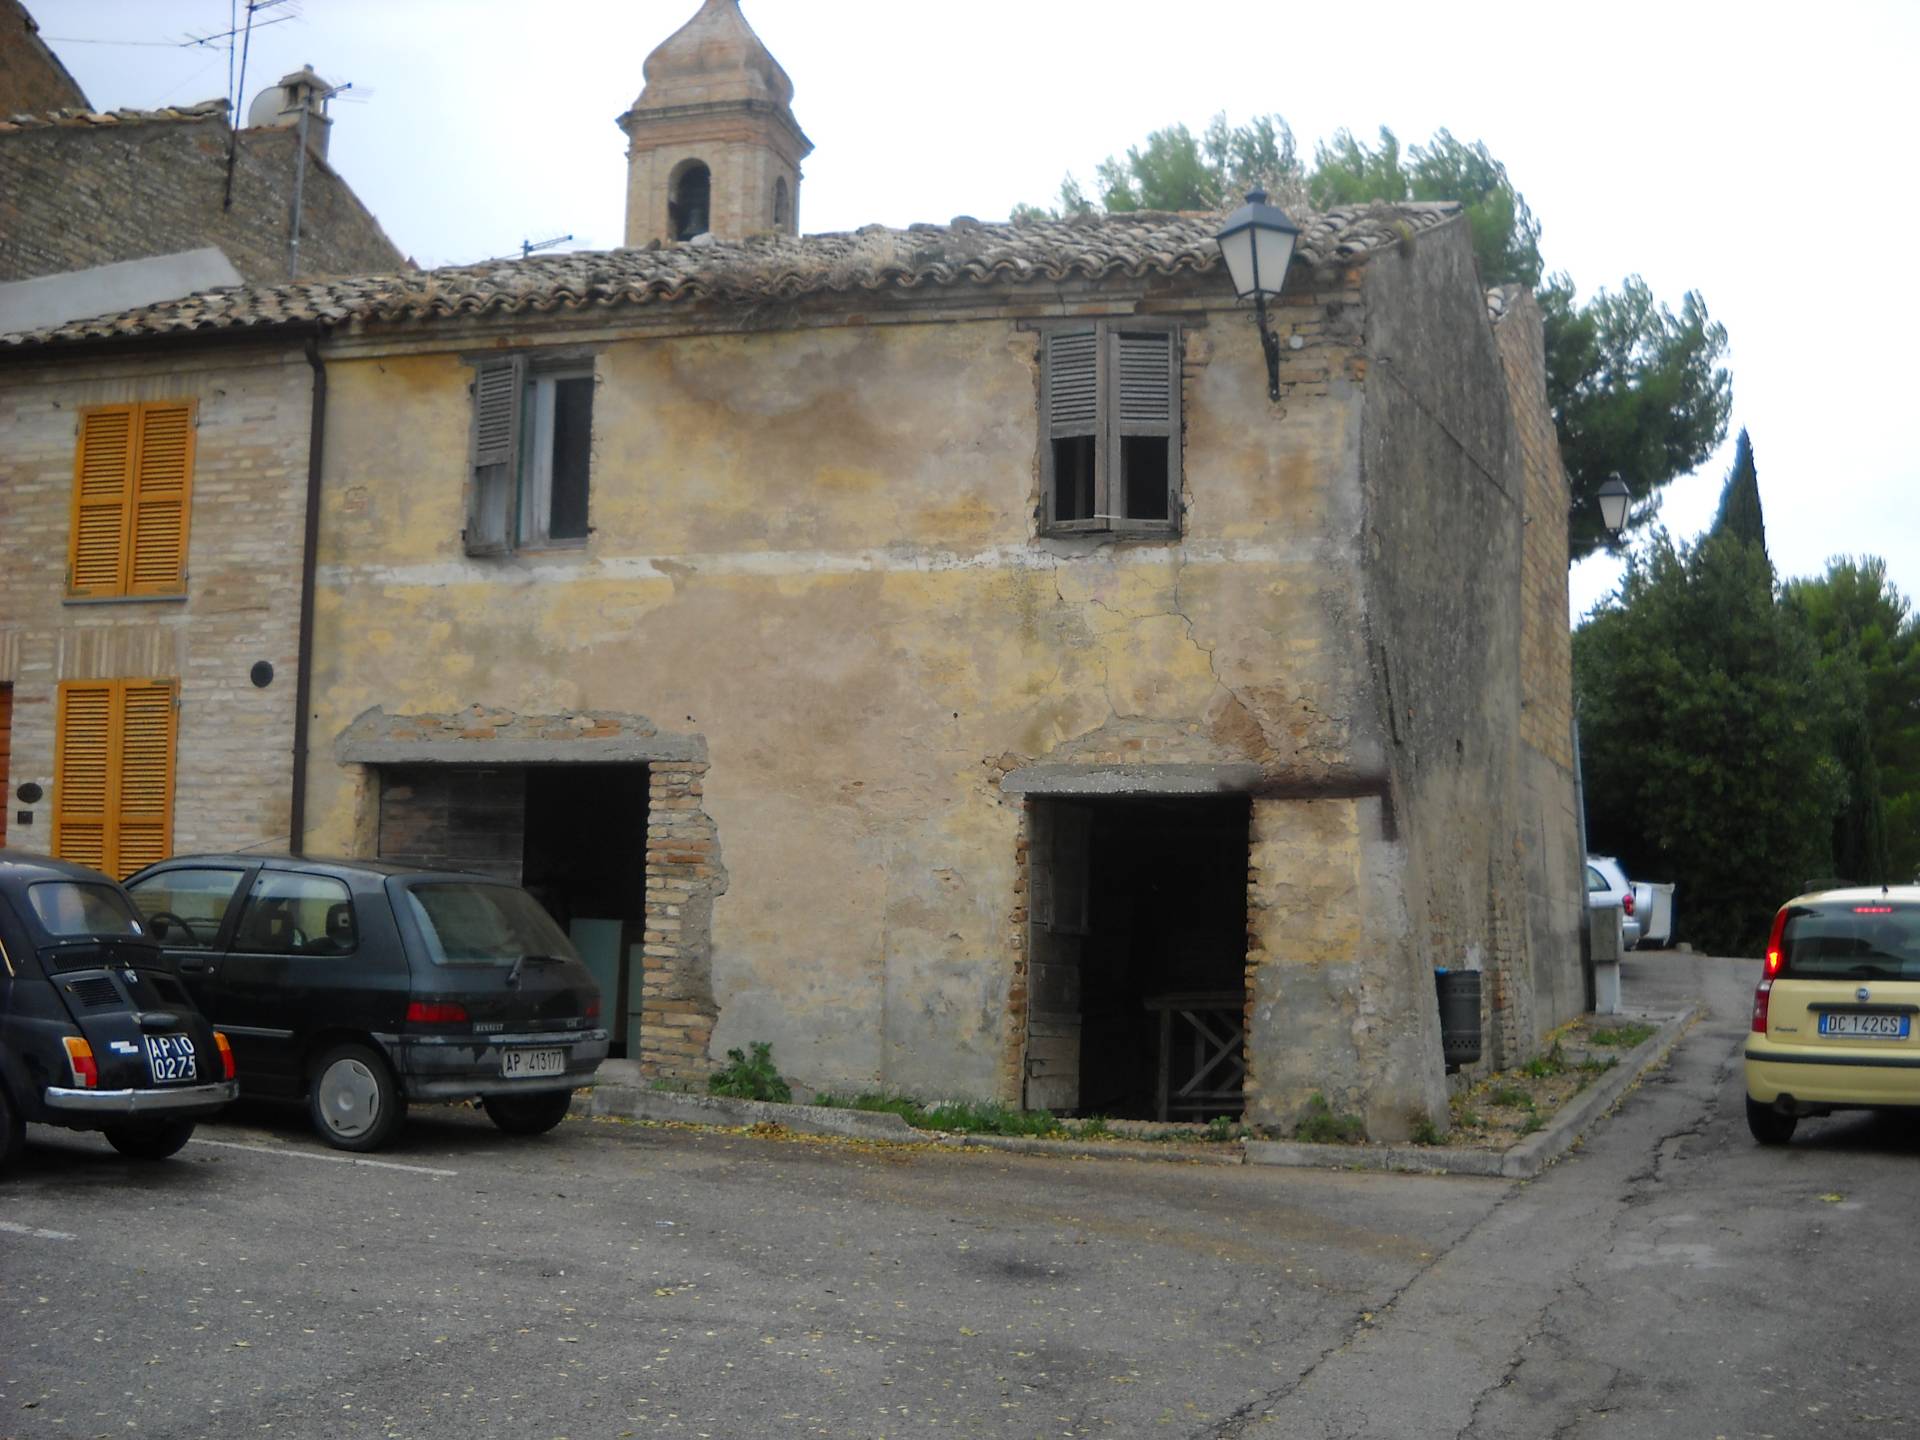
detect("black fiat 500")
(0, 854), (238, 1173)
(124, 855), (607, 1152)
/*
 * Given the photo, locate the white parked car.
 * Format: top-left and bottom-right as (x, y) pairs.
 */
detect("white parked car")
(1586, 855), (1642, 950)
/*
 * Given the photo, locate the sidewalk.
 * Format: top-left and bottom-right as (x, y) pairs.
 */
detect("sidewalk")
(578, 1004), (1698, 1178)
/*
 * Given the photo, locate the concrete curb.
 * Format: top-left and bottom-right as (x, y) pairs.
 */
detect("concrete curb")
(583, 1086), (922, 1142)
(935, 1134), (1244, 1166)
(1244, 1004), (1700, 1179)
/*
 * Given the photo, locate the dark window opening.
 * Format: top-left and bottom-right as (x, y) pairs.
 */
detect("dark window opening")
(1122, 436), (1169, 521)
(773, 177), (791, 230)
(376, 763), (650, 1058)
(1026, 795), (1249, 1121)
(547, 376), (593, 540)
(1052, 435), (1096, 522)
(671, 163), (711, 240)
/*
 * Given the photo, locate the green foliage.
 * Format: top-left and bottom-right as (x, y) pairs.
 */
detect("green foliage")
(1785, 557), (1920, 883)
(1203, 1114), (1241, 1143)
(1522, 1043), (1569, 1079)
(706, 1042), (792, 1104)
(1408, 1113), (1443, 1146)
(1518, 1113), (1546, 1136)
(1587, 1022), (1657, 1049)
(1294, 1092), (1366, 1144)
(1546, 276), (1731, 559)
(1074, 1115), (1114, 1139)
(1309, 126), (1542, 288)
(1577, 1055), (1619, 1076)
(1021, 115), (1730, 560)
(1712, 430), (1768, 559)
(811, 1091), (1064, 1137)
(1488, 1084), (1535, 1110)
(1577, 518), (1850, 950)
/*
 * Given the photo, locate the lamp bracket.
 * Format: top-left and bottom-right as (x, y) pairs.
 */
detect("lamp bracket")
(1255, 292), (1281, 402)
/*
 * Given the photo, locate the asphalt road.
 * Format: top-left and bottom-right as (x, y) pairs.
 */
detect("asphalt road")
(2, 951), (1913, 1439)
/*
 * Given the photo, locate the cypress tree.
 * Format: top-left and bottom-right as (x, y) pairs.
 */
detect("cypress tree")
(1712, 428), (1768, 561)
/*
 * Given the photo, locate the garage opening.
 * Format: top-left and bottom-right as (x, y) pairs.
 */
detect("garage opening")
(1025, 795), (1250, 1120)
(375, 763), (649, 1058)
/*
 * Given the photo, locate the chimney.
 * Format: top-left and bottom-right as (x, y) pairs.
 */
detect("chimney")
(247, 65), (333, 159)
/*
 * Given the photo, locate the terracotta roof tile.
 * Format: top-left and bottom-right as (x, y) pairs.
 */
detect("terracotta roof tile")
(0, 99), (229, 134)
(0, 202), (1461, 350)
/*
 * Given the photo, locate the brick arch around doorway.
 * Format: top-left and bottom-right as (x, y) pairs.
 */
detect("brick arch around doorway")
(334, 705), (724, 1080)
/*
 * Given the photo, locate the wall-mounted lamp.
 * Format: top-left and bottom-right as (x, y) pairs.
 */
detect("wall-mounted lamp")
(1596, 474), (1631, 537)
(1213, 189), (1301, 401)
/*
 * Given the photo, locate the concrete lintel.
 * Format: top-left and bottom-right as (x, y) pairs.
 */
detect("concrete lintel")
(334, 706), (707, 766)
(1000, 763), (1264, 797)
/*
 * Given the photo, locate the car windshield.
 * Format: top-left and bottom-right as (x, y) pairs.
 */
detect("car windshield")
(27, 881), (146, 939)
(402, 881), (579, 967)
(1780, 900), (1920, 981)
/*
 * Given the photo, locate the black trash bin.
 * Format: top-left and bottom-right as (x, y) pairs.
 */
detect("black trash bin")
(1434, 968), (1482, 1069)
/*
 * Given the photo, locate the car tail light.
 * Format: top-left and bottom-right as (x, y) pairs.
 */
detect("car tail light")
(406, 1001), (469, 1024)
(62, 1035), (98, 1089)
(584, 997), (601, 1021)
(214, 1031), (236, 1081)
(1764, 906), (1789, 977)
(1854, 905), (1894, 915)
(1752, 977), (1773, 1034)
(1623, 892), (1635, 917)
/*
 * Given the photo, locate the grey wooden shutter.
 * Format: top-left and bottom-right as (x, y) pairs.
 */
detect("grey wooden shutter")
(1043, 329), (1101, 527)
(466, 356), (525, 555)
(1112, 328), (1180, 527)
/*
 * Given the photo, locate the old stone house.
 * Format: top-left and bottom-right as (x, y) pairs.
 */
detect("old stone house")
(0, 0), (1581, 1139)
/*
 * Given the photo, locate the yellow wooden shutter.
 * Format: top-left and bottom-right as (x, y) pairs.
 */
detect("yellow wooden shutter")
(69, 407), (135, 596)
(52, 679), (177, 878)
(114, 681), (177, 876)
(53, 682), (114, 871)
(127, 402), (195, 594)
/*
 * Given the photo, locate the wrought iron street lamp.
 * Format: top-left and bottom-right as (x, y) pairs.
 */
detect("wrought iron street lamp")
(1597, 475), (1631, 536)
(1213, 190), (1300, 401)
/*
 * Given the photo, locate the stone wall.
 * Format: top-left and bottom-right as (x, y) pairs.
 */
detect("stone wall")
(1492, 288), (1586, 1038)
(0, 113), (405, 286)
(0, 343), (313, 861)
(1, 0), (86, 114)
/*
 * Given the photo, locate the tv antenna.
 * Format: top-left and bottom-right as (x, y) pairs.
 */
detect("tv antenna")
(522, 234), (575, 259)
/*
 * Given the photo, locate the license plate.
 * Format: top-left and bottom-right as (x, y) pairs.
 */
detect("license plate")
(501, 1047), (566, 1078)
(144, 1034), (199, 1083)
(1819, 1012), (1911, 1038)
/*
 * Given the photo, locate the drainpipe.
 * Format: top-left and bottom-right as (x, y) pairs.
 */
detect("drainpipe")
(291, 333), (327, 855)
(1572, 706), (1595, 1012)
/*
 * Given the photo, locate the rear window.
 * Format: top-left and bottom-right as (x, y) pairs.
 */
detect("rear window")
(401, 882), (578, 967)
(27, 881), (145, 938)
(1779, 901), (1920, 981)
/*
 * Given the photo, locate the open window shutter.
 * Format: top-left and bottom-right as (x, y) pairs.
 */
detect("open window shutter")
(113, 681), (176, 878)
(127, 402), (195, 593)
(1112, 329), (1180, 525)
(53, 682), (115, 872)
(467, 356), (525, 555)
(1043, 329), (1100, 526)
(69, 407), (135, 595)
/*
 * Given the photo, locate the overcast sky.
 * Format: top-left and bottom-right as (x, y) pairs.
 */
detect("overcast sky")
(31, 0), (1920, 619)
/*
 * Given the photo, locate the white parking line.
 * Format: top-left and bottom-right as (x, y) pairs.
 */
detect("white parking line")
(0, 1220), (76, 1240)
(189, 1137), (457, 1177)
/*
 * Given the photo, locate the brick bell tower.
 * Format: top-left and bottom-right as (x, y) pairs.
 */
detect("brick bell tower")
(618, 0), (812, 247)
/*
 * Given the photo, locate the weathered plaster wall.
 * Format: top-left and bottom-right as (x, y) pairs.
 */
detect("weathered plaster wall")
(1352, 221), (1532, 1132)
(0, 344), (311, 862)
(303, 276), (1379, 1101)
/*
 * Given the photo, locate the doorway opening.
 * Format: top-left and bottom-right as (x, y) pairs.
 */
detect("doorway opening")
(1025, 794), (1250, 1121)
(375, 763), (650, 1058)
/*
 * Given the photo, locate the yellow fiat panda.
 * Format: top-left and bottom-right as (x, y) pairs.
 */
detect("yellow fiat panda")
(1745, 885), (1920, 1144)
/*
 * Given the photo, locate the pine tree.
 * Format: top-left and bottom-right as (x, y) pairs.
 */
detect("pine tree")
(1711, 429), (1768, 560)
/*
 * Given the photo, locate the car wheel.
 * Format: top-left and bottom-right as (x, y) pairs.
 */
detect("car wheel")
(104, 1120), (195, 1160)
(1745, 1095), (1797, 1146)
(481, 1090), (575, 1136)
(0, 1083), (24, 1176)
(308, 1043), (405, 1152)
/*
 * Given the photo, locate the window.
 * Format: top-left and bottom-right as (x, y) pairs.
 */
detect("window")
(466, 357), (594, 555)
(128, 867), (247, 949)
(670, 161), (711, 240)
(1039, 323), (1181, 536)
(403, 882), (577, 967)
(232, 872), (357, 956)
(52, 679), (177, 880)
(27, 881), (144, 938)
(772, 176), (791, 231)
(68, 401), (196, 597)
